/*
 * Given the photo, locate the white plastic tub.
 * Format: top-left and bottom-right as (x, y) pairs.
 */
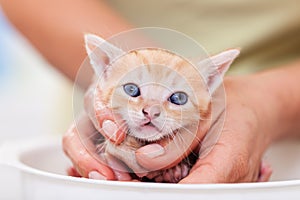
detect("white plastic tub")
(0, 137), (300, 200)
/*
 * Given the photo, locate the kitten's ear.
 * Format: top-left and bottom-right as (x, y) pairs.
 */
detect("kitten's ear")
(198, 49), (240, 93)
(84, 34), (124, 76)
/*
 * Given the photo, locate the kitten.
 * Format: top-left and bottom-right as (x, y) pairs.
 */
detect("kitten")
(83, 34), (239, 183)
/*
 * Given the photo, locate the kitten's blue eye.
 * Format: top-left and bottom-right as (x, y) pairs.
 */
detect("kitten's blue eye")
(169, 92), (188, 105)
(123, 83), (140, 97)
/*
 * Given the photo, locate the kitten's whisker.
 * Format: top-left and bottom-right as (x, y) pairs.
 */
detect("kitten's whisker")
(176, 132), (196, 159)
(96, 120), (129, 142)
(176, 126), (203, 158)
(95, 142), (107, 154)
(116, 121), (130, 133)
(172, 132), (182, 157)
(166, 134), (172, 148)
(178, 125), (203, 144)
(82, 129), (100, 140)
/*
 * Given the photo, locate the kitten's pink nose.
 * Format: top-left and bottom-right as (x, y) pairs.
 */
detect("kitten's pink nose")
(142, 105), (161, 119)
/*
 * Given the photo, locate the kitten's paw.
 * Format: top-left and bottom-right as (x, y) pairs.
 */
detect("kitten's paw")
(145, 160), (191, 183)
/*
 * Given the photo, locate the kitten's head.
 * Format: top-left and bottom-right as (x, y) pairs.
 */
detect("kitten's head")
(85, 34), (239, 142)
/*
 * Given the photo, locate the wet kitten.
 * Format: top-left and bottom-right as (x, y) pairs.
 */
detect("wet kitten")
(83, 34), (239, 182)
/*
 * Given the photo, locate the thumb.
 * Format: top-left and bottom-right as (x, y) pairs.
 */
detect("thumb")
(179, 144), (233, 183)
(179, 162), (222, 183)
(136, 129), (202, 171)
(63, 123), (115, 180)
(136, 121), (210, 171)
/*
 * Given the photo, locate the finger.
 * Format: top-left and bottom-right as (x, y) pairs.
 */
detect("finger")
(105, 153), (132, 181)
(179, 144), (260, 184)
(94, 106), (126, 145)
(102, 119), (126, 145)
(67, 167), (81, 177)
(179, 158), (223, 183)
(88, 171), (107, 180)
(179, 142), (245, 183)
(257, 162), (273, 182)
(84, 87), (126, 144)
(63, 122), (115, 180)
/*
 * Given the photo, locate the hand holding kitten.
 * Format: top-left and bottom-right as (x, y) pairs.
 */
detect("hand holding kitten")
(63, 76), (273, 183)
(63, 33), (272, 183)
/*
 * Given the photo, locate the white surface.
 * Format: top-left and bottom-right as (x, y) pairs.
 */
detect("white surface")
(1, 137), (300, 200)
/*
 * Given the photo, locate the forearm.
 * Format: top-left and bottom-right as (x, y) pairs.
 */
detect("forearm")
(231, 61), (300, 144)
(0, 0), (132, 87)
(252, 61), (300, 141)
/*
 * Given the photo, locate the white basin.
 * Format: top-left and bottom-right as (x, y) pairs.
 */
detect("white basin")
(0, 136), (300, 200)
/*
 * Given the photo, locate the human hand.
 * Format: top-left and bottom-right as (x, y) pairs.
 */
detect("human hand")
(63, 85), (133, 181)
(84, 85), (126, 145)
(179, 77), (273, 183)
(63, 112), (136, 181)
(134, 76), (273, 183)
(64, 76), (273, 183)
(62, 114), (115, 180)
(75, 87), (200, 181)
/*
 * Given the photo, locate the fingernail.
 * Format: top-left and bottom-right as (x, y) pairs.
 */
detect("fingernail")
(135, 172), (148, 178)
(139, 144), (165, 158)
(102, 120), (118, 140)
(88, 171), (107, 180)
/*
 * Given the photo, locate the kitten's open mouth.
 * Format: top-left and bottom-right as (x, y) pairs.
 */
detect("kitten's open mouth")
(138, 122), (178, 144)
(143, 121), (155, 127)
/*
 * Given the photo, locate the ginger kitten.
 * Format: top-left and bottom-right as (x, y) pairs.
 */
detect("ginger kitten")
(82, 34), (239, 182)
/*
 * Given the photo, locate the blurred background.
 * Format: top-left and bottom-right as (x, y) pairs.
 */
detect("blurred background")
(0, 9), (73, 143)
(0, 8), (73, 199)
